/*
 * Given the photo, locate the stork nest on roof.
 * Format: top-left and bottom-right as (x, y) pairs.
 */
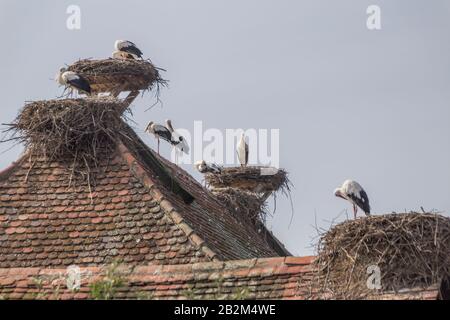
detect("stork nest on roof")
(211, 187), (269, 225)
(205, 166), (291, 194)
(2, 98), (128, 183)
(313, 212), (450, 299)
(206, 167), (292, 227)
(68, 58), (167, 94)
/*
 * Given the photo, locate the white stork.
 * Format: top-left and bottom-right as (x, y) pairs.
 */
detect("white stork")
(56, 68), (91, 96)
(114, 40), (143, 60)
(334, 179), (371, 219)
(165, 119), (189, 155)
(195, 160), (222, 174)
(145, 121), (175, 154)
(237, 133), (249, 167)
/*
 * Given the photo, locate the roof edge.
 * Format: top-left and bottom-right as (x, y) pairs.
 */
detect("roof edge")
(369, 285), (440, 300)
(116, 141), (219, 262)
(0, 256), (316, 278)
(257, 224), (292, 256)
(132, 255), (316, 276)
(0, 153), (28, 182)
(0, 256), (443, 300)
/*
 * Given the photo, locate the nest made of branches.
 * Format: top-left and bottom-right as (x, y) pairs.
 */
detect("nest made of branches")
(314, 212), (450, 299)
(211, 187), (268, 225)
(68, 58), (167, 94)
(206, 166), (291, 194)
(3, 97), (127, 180)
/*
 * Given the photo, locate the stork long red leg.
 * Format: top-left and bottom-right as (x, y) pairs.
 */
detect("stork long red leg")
(353, 204), (357, 219)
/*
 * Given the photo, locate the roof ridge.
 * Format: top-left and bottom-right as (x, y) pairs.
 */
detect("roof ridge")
(116, 141), (219, 262)
(0, 255), (315, 277)
(127, 256), (315, 276)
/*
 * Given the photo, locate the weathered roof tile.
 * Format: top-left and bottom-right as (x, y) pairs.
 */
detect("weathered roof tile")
(0, 121), (289, 272)
(0, 256), (440, 300)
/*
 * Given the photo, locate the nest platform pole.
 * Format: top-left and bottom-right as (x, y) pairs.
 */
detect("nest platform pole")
(109, 84), (140, 113)
(120, 90), (140, 113)
(259, 191), (272, 203)
(110, 83), (128, 98)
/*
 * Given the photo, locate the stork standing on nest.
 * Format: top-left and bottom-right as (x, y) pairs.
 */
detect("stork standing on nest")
(334, 179), (371, 219)
(56, 68), (91, 96)
(113, 40), (143, 60)
(237, 133), (249, 167)
(145, 121), (178, 154)
(195, 160), (222, 174)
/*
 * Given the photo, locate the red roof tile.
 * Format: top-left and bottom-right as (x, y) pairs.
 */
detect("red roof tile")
(0, 123), (284, 268)
(0, 256), (441, 300)
(0, 256), (316, 300)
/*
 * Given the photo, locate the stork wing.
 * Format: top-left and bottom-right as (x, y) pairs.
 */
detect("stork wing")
(348, 189), (370, 214)
(244, 142), (249, 165)
(153, 125), (173, 143)
(175, 136), (190, 154)
(210, 163), (222, 173)
(121, 42), (143, 58)
(125, 40), (137, 47)
(67, 76), (91, 94)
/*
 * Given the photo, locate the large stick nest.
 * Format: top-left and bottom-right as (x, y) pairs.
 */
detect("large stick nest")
(68, 59), (167, 93)
(205, 166), (291, 194)
(211, 187), (268, 225)
(3, 98), (127, 178)
(314, 212), (450, 299)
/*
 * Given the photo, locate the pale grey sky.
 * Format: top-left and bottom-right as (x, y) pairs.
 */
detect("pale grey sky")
(1, 0), (449, 256)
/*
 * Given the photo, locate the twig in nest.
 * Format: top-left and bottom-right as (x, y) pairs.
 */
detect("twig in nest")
(68, 58), (167, 95)
(1, 97), (128, 190)
(311, 212), (450, 299)
(205, 166), (294, 227)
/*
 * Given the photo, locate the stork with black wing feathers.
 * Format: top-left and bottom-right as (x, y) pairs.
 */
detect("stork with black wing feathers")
(334, 179), (371, 219)
(145, 121), (176, 154)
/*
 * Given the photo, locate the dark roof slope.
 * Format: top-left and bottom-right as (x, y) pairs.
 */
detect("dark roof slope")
(0, 122), (284, 267)
(152, 153), (290, 257)
(118, 124), (284, 259)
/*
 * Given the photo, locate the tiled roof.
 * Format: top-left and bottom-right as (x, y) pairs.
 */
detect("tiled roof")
(0, 151), (207, 267)
(0, 256), (442, 300)
(0, 256), (316, 300)
(0, 122), (283, 268)
(121, 126), (290, 257)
